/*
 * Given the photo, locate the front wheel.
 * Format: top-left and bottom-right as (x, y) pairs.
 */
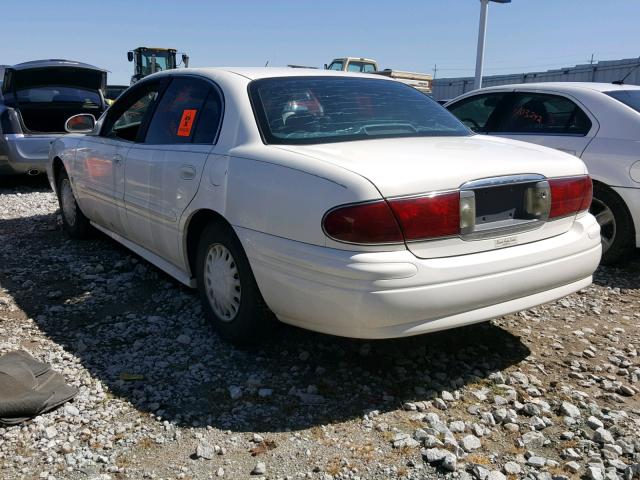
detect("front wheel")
(57, 170), (91, 239)
(196, 223), (274, 344)
(590, 185), (635, 265)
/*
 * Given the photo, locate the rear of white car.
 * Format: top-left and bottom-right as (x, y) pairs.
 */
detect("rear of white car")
(235, 147), (600, 337)
(236, 74), (601, 338)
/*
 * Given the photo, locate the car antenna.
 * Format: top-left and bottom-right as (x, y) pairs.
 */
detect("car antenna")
(264, 60), (269, 67)
(612, 56), (640, 85)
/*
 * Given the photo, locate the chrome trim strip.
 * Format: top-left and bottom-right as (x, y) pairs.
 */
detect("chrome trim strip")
(461, 173), (546, 190)
(387, 188), (459, 201)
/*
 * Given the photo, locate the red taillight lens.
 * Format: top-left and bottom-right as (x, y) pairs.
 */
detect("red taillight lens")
(388, 192), (461, 241)
(323, 200), (403, 243)
(324, 192), (462, 244)
(549, 175), (592, 219)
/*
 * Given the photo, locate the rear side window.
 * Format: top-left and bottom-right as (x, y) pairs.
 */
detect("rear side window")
(145, 77), (222, 145)
(497, 93), (592, 135)
(446, 93), (508, 132)
(192, 92), (223, 143)
(606, 90), (640, 114)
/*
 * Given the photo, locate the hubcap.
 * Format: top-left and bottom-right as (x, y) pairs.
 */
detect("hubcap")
(590, 197), (616, 253)
(61, 179), (77, 227)
(204, 243), (241, 322)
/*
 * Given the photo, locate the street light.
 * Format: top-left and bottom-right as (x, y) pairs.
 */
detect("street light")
(474, 0), (511, 90)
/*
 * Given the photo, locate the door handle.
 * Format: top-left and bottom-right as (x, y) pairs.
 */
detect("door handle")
(112, 154), (123, 165)
(180, 165), (196, 180)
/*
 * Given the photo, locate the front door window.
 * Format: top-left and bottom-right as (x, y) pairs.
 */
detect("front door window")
(101, 83), (161, 142)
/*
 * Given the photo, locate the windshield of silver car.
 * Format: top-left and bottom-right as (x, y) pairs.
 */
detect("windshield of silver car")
(249, 77), (470, 145)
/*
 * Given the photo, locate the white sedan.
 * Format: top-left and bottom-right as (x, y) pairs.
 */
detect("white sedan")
(48, 68), (601, 344)
(446, 82), (640, 264)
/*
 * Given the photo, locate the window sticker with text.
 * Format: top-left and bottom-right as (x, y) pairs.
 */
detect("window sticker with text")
(177, 109), (197, 137)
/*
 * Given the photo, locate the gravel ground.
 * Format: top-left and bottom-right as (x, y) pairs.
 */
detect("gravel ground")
(0, 178), (639, 480)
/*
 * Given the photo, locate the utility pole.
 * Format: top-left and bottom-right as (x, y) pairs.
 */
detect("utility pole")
(433, 64), (438, 80)
(474, 0), (489, 90)
(474, 0), (511, 90)
(589, 53), (594, 65)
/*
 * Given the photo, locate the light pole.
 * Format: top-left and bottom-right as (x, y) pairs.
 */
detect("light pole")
(474, 0), (511, 90)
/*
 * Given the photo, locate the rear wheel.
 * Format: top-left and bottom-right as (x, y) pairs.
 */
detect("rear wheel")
(57, 170), (91, 239)
(590, 184), (634, 265)
(196, 223), (274, 344)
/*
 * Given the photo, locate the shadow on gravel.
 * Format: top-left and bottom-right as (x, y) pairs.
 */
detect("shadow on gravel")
(1, 211), (531, 433)
(0, 174), (51, 193)
(594, 250), (640, 290)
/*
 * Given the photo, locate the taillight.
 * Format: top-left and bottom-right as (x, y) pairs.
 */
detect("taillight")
(323, 200), (403, 244)
(323, 192), (460, 244)
(549, 175), (592, 219)
(0, 109), (19, 134)
(388, 192), (460, 241)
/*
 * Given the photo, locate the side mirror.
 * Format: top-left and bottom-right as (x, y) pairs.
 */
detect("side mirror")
(182, 53), (189, 68)
(324, 64), (328, 70)
(127, 51), (134, 62)
(65, 114), (96, 133)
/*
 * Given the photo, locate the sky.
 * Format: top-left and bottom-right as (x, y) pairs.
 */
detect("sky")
(4, 0), (640, 85)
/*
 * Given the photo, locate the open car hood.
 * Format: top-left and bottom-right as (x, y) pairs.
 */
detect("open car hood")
(2, 60), (107, 94)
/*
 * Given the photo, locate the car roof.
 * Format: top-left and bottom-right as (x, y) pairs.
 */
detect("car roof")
(332, 57), (377, 63)
(9, 59), (106, 72)
(468, 82), (640, 94)
(158, 67), (394, 82)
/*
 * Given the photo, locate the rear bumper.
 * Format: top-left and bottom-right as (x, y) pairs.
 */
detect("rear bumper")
(236, 214), (601, 339)
(0, 134), (60, 175)
(612, 186), (640, 247)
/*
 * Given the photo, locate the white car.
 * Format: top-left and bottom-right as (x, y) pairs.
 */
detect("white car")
(445, 82), (640, 264)
(48, 68), (601, 344)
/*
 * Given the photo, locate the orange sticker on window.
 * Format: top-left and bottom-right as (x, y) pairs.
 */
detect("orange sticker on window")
(177, 109), (197, 137)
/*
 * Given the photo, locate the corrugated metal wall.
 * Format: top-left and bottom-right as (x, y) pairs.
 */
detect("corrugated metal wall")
(432, 58), (640, 101)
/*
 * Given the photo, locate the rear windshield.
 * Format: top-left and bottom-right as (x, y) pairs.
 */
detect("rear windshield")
(16, 86), (101, 105)
(249, 76), (469, 145)
(606, 90), (640, 113)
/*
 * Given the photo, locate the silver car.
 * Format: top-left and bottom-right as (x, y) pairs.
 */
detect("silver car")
(0, 59), (107, 176)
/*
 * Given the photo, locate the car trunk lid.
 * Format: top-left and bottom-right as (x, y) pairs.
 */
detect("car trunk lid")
(2, 63), (106, 94)
(3, 61), (106, 134)
(275, 135), (589, 258)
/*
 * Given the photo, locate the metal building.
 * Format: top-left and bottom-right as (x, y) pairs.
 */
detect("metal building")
(432, 57), (640, 101)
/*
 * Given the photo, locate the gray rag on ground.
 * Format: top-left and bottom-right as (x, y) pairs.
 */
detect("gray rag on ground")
(0, 350), (78, 425)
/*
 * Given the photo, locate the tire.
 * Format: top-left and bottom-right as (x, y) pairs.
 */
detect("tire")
(590, 184), (635, 265)
(196, 223), (274, 345)
(57, 169), (91, 239)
